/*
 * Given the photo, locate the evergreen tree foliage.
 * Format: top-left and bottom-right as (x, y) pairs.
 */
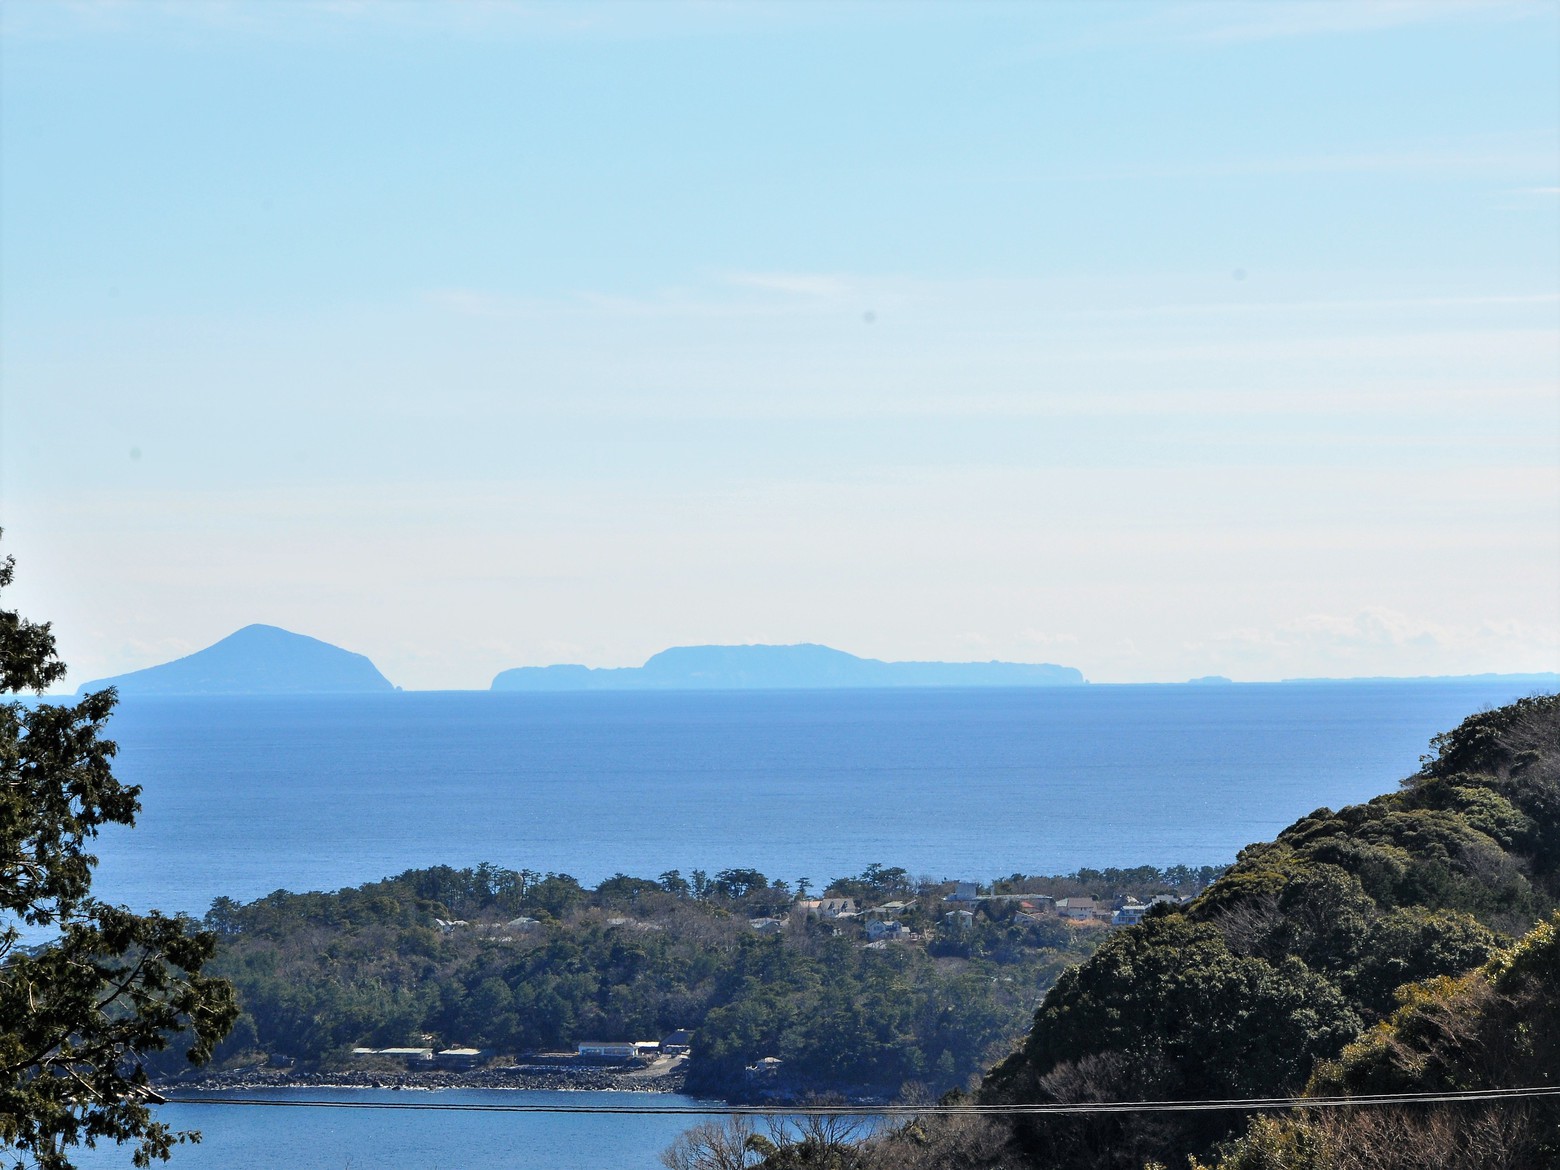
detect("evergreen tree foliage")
(200, 864), (1097, 1099)
(0, 543), (237, 1169)
(971, 693), (1560, 1170)
(1200, 911), (1560, 1170)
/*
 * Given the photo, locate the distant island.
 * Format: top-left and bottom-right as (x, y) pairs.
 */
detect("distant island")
(491, 643), (1086, 692)
(77, 624), (396, 696)
(1278, 671), (1559, 685)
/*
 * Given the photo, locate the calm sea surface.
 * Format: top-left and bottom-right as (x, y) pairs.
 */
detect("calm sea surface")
(91, 680), (1551, 916)
(67, 1089), (722, 1170)
(45, 680), (1554, 1169)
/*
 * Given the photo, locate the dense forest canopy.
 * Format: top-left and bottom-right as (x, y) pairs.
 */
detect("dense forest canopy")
(957, 694), (1560, 1170)
(194, 860), (1214, 1099)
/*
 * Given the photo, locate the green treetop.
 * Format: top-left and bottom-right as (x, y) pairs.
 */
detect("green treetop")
(0, 540), (237, 1169)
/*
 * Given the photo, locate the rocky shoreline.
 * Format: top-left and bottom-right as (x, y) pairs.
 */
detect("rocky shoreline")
(159, 1064), (689, 1095)
(155, 1064), (894, 1105)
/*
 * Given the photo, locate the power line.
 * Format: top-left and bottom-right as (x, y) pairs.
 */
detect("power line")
(158, 1085), (1560, 1116)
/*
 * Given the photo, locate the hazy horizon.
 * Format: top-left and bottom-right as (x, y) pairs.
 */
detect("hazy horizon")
(46, 622), (1560, 696)
(3, 1), (1557, 689)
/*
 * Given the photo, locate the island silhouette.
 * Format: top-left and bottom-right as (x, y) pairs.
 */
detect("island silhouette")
(72, 629), (1556, 696)
(492, 643), (1086, 691)
(76, 624), (396, 696)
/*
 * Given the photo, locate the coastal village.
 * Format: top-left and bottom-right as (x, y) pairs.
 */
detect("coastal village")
(342, 879), (1197, 1088)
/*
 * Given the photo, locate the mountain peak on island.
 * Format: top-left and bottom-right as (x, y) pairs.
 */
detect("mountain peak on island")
(77, 624), (396, 696)
(492, 642), (1085, 692)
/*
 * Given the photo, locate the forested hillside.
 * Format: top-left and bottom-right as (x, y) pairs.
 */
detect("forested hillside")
(1200, 910), (1559, 1170)
(189, 863), (1211, 1099)
(870, 693), (1560, 1170)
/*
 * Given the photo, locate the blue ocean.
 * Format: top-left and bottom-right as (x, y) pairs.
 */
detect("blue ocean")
(68, 1089), (726, 1170)
(52, 678), (1557, 1168)
(93, 679), (1551, 916)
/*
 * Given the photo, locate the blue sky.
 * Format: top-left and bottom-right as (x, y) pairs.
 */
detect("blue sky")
(2, 0), (1557, 688)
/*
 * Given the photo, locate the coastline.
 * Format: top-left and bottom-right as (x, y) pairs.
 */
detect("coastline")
(157, 1062), (895, 1104)
(160, 1064), (689, 1095)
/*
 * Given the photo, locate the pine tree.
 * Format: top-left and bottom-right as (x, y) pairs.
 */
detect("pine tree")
(1, 538), (237, 1169)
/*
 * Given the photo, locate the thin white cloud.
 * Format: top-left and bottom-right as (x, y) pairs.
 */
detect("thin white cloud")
(1, 0), (840, 44)
(1166, 0), (1534, 45)
(1199, 608), (1558, 678)
(430, 273), (1560, 326)
(955, 133), (1560, 184)
(999, 0), (1545, 64)
(724, 272), (858, 300)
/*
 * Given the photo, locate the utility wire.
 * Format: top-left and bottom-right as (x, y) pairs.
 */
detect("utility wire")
(158, 1085), (1560, 1116)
